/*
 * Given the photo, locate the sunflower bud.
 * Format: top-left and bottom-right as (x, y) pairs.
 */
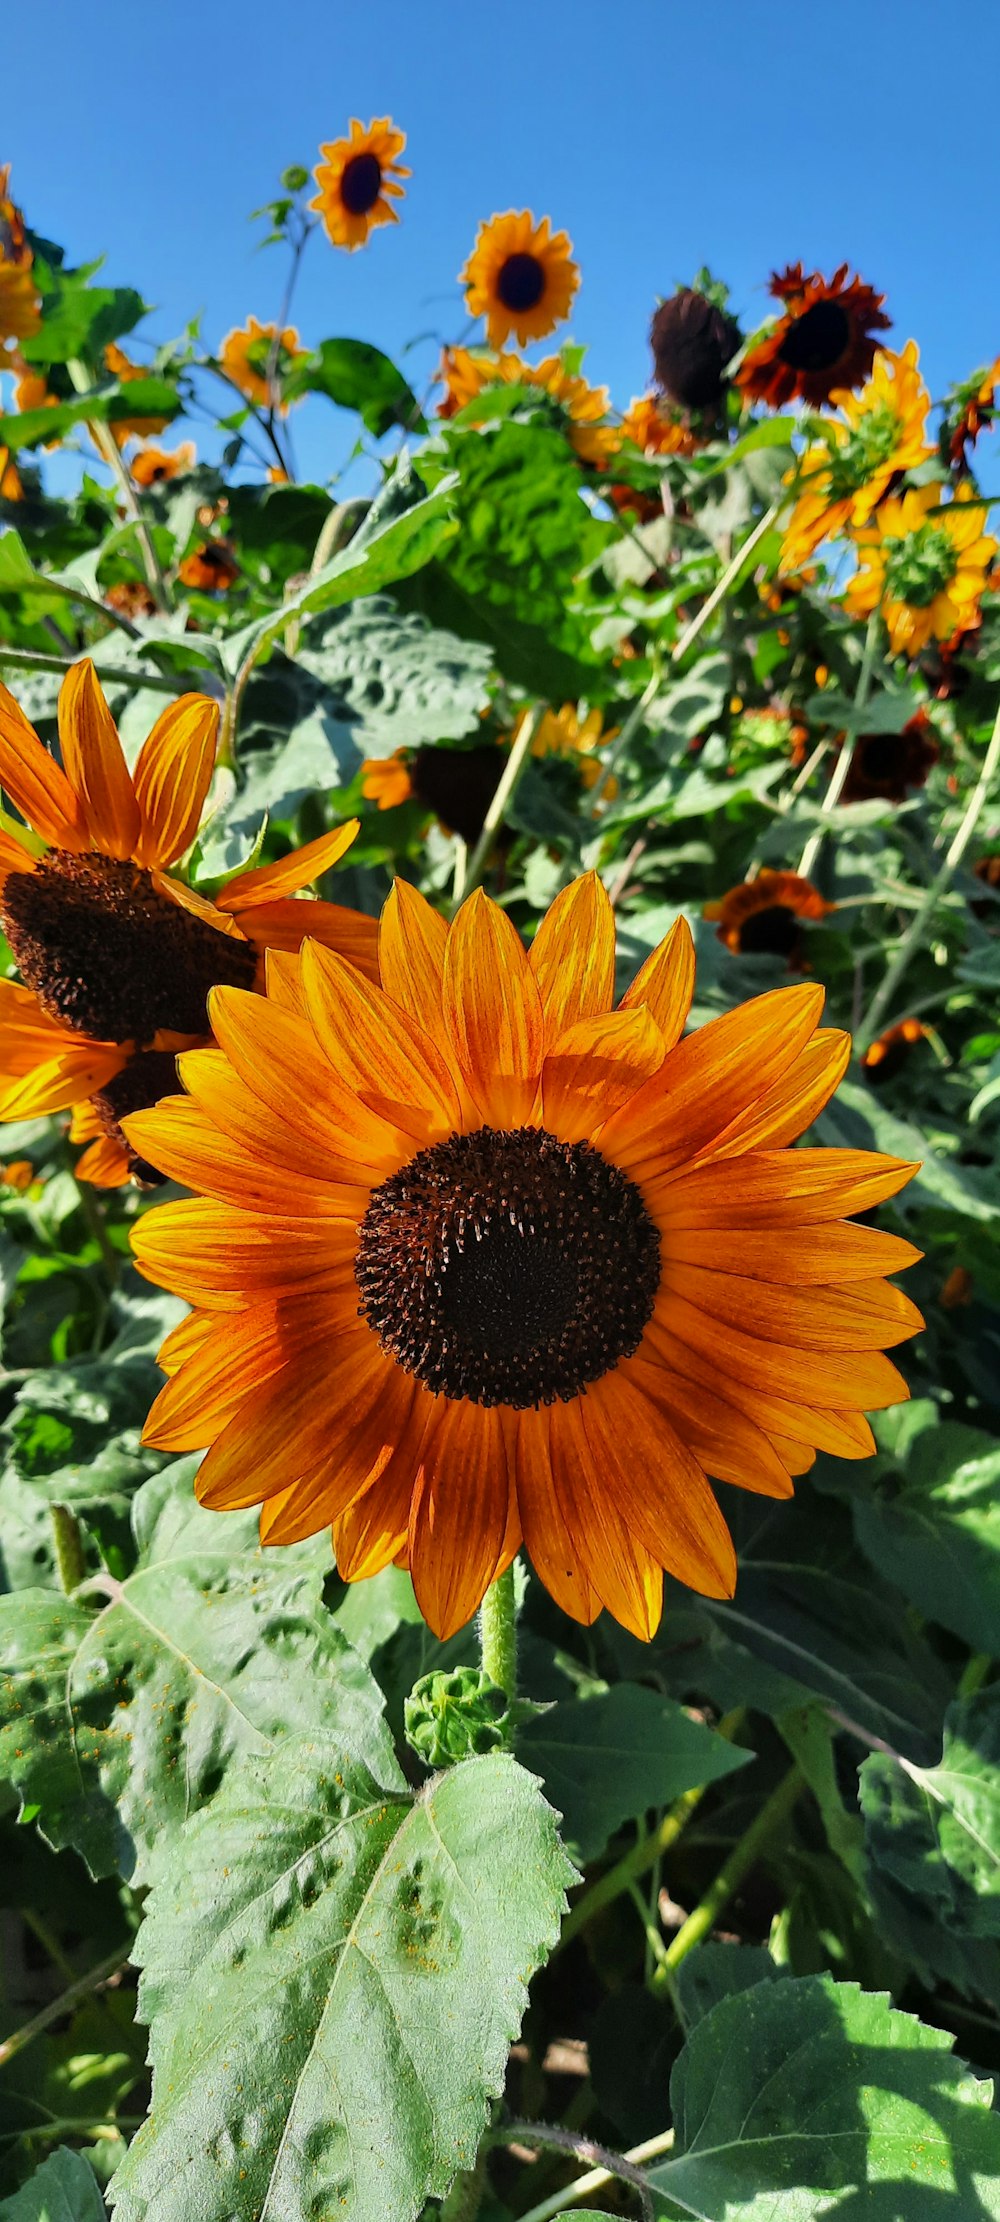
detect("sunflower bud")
(404, 1666), (532, 1765)
(650, 288), (742, 410)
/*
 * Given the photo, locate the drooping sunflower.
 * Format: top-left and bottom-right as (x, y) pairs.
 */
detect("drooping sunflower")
(217, 318), (305, 414)
(103, 344), (171, 441)
(127, 874), (921, 1642)
(846, 483), (999, 656)
(362, 745), (505, 847)
(0, 661), (377, 1183)
(311, 118), (409, 251)
(705, 871), (833, 963)
(737, 264), (891, 410)
(436, 347), (618, 464)
(518, 702), (618, 792)
(780, 343), (934, 572)
(862, 1018), (927, 1086)
(128, 440), (196, 488)
(650, 288), (742, 412)
(461, 212), (579, 350)
(840, 709), (939, 805)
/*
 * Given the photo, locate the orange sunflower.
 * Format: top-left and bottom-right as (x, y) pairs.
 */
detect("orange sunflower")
(840, 710), (939, 804)
(217, 318), (305, 414)
(862, 1018), (927, 1086)
(780, 343), (934, 573)
(846, 483), (999, 656)
(461, 212), (579, 350)
(0, 661), (377, 1184)
(436, 347), (618, 464)
(705, 871), (834, 963)
(177, 540), (239, 593)
(311, 118), (409, 250)
(127, 875), (921, 1642)
(128, 440), (196, 487)
(944, 356), (1000, 471)
(103, 344), (171, 441)
(0, 166), (40, 346)
(619, 393), (699, 458)
(362, 745), (506, 845)
(737, 263), (891, 410)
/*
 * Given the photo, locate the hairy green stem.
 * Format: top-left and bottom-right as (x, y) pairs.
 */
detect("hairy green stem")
(652, 1762), (805, 1982)
(493, 2122), (654, 2222)
(515, 2127), (675, 2222)
(479, 1563), (518, 1704)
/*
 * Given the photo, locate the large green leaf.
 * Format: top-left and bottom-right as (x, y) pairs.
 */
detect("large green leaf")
(0, 1463), (390, 1881)
(283, 337), (425, 438)
(0, 382), (181, 454)
(110, 1742), (573, 2222)
(648, 1975), (1000, 2217)
(0, 2147), (105, 2221)
(860, 1689), (1000, 2009)
(847, 1417), (1000, 1655)
(18, 266), (146, 367)
(298, 594), (493, 748)
(517, 1683), (752, 1862)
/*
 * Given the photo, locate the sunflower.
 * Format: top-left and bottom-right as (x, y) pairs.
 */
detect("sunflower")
(862, 1018), (926, 1086)
(103, 344), (171, 441)
(128, 440), (196, 488)
(127, 874), (921, 1641)
(0, 165), (30, 269)
(779, 343), (934, 573)
(311, 118), (409, 251)
(840, 709), (939, 804)
(0, 446), (23, 501)
(436, 347), (618, 464)
(362, 745), (506, 846)
(461, 212), (579, 350)
(177, 541), (239, 593)
(0, 661), (377, 1182)
(104, 580), (157, 622)
(705, 871), (834, 963)
(845, 483), (999, 656)
(650, 288), (741, 412)
(619, 393), (699, 458)
(217, 319), (305, 414)
(517, 702), (618, 792)
(737, 264), (890, 410)
(944, 356), (1000, 472)
(0, 262), (40, 346)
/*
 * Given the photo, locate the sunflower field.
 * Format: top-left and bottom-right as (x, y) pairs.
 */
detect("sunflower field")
(2, 122), (1000, 2222)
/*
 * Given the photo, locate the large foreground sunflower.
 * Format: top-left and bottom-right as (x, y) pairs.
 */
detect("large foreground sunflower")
(779, 343), (933, 572)
(311, 117), (409, 250)
(128, 875), (921, 1641)
(846, 484), (998, 655)
(461, 212), (579, 350)
(0, 662), (376, 1181)
(737, 263), (891, 409)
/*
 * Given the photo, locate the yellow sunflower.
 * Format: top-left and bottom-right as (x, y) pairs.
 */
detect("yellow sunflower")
(436, 347), (618, 464)
(128, 440), (196, 487)
(845, 483), (999, 655)
(0, 661), (377, 1184)
(217, 318), (305, 414)
(515, 702), (618, 792)
(311, 117), (409, 251)
(127, 874), (921, 1641)
(461, 211), (579, 350)
(780, 343), (933, 573)
(0, 262), (40, 346)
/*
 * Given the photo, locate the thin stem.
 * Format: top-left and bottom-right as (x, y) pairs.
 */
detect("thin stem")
(50, 1503), (86, 1595)
(958, 1653), (992, 1699)
(493, 2123), (654, 2222)
(515, 2127), (676, 2222)
(479, 1563), (518, 1704)
(0, 1944), (131, 2068)
(67, 361), (172, 613)
(0, 645), (181, 693)
(4, 576), (143, 638)
(651, 1763), (804, 1982)
(453, 704), (546, 908)
(263, 212), (314, 474)
(797, 611), (880, 879)
(857, 689), (1000, 1049)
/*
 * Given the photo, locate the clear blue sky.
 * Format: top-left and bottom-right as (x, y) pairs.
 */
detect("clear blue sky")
(5, 0), (998, 484)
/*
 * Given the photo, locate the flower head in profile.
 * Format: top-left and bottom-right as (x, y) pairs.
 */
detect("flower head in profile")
(218, 318), (305, 414)
(461, 212), (579, 349)
(128, 440), (196, 488)
(177, 540), (239, 593)
(943, 356), (1000, 473)
(862, 1018), (927, 1086)
(103, 344), (171, 441)
(845, 483), (998, 656)
(840, 710), (939, 804)
(780, 343), (933, 572)
(436, 347), (618, 464)
(650, 288), (741, 412)
(311, 118), (409, 250)
(128, 875), (920, 1641)
(705, 870), (834, 964)
(737, 264), (891, 409)
(0, 662), (376, 1183)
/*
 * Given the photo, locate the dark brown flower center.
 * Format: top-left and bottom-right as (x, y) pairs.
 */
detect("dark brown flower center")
(1, 851), (257, 1042)
(340, 151), (382, 216)
(91, 1048), (183, 1185)
(497, 253), (546, 314)
(411, 745), (504, 846)
(355, 1125), (661, 1409)
(737, 903), (802, 959)
(778, 298), (851, 374)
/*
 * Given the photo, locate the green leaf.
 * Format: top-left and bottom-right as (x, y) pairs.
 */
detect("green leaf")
(298, 594), (493, 748)
(861, 1689), (1000, 2003)
(110, 1744), (574, 2222)
(648, 1974), (1000, 2217)
(284, 338), (425, 439)
(0, 382), (181, 454)
(672, 1942), (787, 2031)
(20, 268), (146, 367)
(517, 1683), (752, 1862)
(0, 2147), (106, 2221)
(848, 1417), (1000, 1654)
(0, 1462), (391, 1880)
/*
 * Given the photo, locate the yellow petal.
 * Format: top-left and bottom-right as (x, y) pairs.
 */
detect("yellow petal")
(215, 820), (359, 909)
(443, 887), (543, 1126)
(0, 679), (88, 848)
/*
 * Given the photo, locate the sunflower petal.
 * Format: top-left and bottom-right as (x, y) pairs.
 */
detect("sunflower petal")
(652, 1284), (909, 1411)
(549, 1401), (663, 1639)
(194, 1328), (383, 1513)
(241, 900), (380, 982)
(513, 1407), (600, 1625)
(143, 1297), (328, 1449)
(650, 1148), (919, 1226)
(528, 872), (616, 1041)
(132, 695), (219, 867)
(0, 679), (88, 848)
(123, 1096), (350, 1215)
(661, 1262), (924, 1351)
(600, 984), (825, 1174)
(215, 820), (359, 908)
(624, 1349), (793, 1498)
(580, 1367), (738, 1595)
(379, 878), (448, 1035)
(0, 981), (124, 1115)
(541, 1006), (664, 1141)
(408, 1400), (512, 1639)
(619, 915), (695, 1050)
(664, 1221), (923, 1285)
(57, 660), (141, 859)
(707, 1029), (851, 1157)
(300, 939), (461, 1142)
(206, 985), (410, 1180)
(443, 887), (543, 1125)
(131, 1195), (359, 1308)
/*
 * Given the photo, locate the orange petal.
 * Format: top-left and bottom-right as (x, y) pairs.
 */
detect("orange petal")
(514, 1406), (600, 1626)
(301, 939), (461, 1144)
(650, 1149), (919, 1228)
(528, 872), (616, 1042)
(258, 1355), (420, 1545)
(332, 1437), (419, 1581)
(131, 1195), (359, 1308)
(379, 878), (448, 1035)
(541, 1006), (664, 1142)
(143, 1296), (330, 1449)
(664, 1221), (923, 1285)
(195, 1326), (384, 1514)
(652, 1284), (909, 1411)
(548, 1401), (663, 1639)
(443, 887), (543, 1126)
(408, 1400), (512, 1639)
(580, 1367), (737, 1596)
(262, 948), (309, 1015)
(57, 660), (141, 859)
(242, 899), (380, 981)
(0, 981), (125, 1115)
(123, 1096), (350, 1215)
(132, 695), (219, 867)
(661, 1262), (924, 1352)
(157, 1307), (216, 1376)
(0, 829), (36, 890)
(644, 1321), (882, 1461)
(707, 1030), (851, 1158)
(600, 984), (825, 1176)
(619, 916), (695, 1051)
(215, 820), (359, 908)
(207, 985), (410, 1181)
(0, 679), (88, 848)
(624, 1348), (793, 1499)
(178, 1043), (344, 1180)
(74, 1134), (132, 1187)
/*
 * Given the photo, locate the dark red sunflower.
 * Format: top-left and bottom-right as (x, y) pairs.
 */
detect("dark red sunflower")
(841, 711), (939, 805)
(704, 871), (833, 965)
(736, 264), (891, 409)
(862, 1018), (926, 1086)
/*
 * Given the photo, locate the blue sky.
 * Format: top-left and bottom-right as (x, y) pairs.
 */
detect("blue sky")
(5, 0), (999, 486)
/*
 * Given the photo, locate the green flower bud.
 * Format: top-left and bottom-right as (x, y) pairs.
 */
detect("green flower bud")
(404, 1667), (520, 1766)
(281, 165), (310, 193)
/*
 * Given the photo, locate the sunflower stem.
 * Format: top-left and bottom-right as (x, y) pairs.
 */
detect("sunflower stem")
(50, 1503), (87, 1596)
(857, 687), (1000, 1050)
(453, 704), (546, 909)
(479, 1563), (518, 1707)
(514, 2127), (675, 2222)
(650, 1761), (805, 1983)
(797, 609), (880, 879)
(67, 360), (173, 614)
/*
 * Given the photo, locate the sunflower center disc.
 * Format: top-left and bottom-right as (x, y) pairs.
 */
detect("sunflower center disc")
(856, 732), (906, 786)
(778, 298), (851, 374)
(340, 151), (382, 215)
(355, 1124), (661, 1409)
(1, 850), (257, 1043)
(496, 253), (546, 314)
(738, 903), (802, 958)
